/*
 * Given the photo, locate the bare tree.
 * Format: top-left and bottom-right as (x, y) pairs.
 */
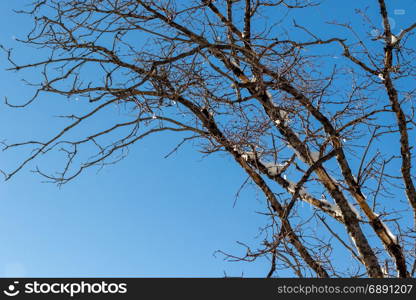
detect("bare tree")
(2, 0), (416, 278)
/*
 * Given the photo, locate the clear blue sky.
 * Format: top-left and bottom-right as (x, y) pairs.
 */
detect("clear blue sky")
(0, 0), (414, 278)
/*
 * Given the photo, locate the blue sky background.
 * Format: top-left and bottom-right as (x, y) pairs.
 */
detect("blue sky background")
(0, 0), (414, 277)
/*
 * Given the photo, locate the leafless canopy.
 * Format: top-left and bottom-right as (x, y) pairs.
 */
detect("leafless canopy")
(2, 0), (416, 277)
